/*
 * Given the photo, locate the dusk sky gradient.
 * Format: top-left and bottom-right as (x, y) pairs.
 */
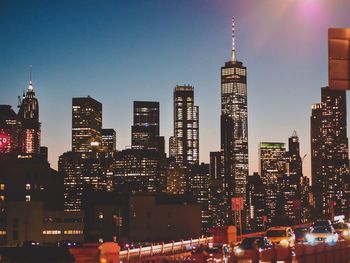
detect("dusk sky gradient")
(1, 0), (349, 179)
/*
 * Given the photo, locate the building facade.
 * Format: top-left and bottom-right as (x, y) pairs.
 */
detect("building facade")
(173, 85), (199, 165)
(246, 172), (266, 231)
(102, 129), (116, 154)
(72, 97), (102, 153)
(259, 142), (286, 224)
(311, 87), (349, 217)
(131, 101), (164, 154)
(0, 105), (21, 154)
(188, 163), (210, 233)
(113, 148), (165, 194)
(285, 132), (304, 223)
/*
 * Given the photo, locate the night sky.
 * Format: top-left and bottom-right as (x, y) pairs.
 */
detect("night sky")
(1, 0), (349, 178)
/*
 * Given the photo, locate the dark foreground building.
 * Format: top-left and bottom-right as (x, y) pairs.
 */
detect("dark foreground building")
(83, 192), (201, 243)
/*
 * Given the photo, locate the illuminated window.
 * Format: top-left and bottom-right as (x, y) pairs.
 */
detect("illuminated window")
(0, 184), (5, 190)
(63, 230), (83, 235)
(43, 230), (61, 235)
(98, 212), (103, 219)
(25, 195), (31, 202)
(0, 196), (5, 201)
(25, 184), (31, 190)
(0, 231), (6, 235)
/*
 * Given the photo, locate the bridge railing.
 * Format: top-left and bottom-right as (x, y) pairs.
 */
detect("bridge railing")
(119, 236), (213, 260)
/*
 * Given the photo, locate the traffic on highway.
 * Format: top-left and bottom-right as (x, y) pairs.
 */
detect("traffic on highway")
(189, 216), (350, 262)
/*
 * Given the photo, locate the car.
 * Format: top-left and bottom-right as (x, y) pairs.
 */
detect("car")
(191, 244), (223, 262)
(306, 226), (338, 244)
(233, 237), (273, 261)
(313, 219), (332, 228)
(22, 240), (40, 247)
(332, 222), (350, 240)
(265, 227), (295, 246)
(57, 240), (78, 248)
(234, 236), (272, 254)
(293, 226), (311, 243)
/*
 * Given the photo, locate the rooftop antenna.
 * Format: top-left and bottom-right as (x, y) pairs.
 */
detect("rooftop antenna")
(28, 65), (34, 91)
(231, 16), (236, 62)
(29, 65), (32, 84)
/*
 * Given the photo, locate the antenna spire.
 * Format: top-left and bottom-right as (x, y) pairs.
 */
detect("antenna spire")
(28, 65), (34, 91)
(29, 65), (32, 84)
(231, 16), (236, 62)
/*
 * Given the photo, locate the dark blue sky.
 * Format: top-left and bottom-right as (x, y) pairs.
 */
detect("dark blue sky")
(1, 0), (349, 176)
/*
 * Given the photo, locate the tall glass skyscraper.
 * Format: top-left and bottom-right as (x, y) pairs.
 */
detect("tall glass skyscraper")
(173, 85), (199, 165)
(220, 17), (248, 224)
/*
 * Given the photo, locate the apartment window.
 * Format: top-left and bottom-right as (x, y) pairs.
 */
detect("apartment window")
(25, 184), (31, 191)
(0, 184), (5, 190)
(25, 195), (31, 202)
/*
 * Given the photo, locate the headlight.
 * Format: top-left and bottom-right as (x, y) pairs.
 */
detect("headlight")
(326, 236), (333, 244)
(280, 239), (289, 247)
(234, 247), (243, 255)
(343, 230), (349, 236)
(306, 234), (315, 243)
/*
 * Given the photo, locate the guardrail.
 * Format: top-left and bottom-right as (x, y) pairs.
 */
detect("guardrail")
(119, 236), (213, 260)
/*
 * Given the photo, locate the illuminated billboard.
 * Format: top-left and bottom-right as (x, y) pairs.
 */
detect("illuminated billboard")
(0, 133), (9, 150)
(328, 28), (350, 91)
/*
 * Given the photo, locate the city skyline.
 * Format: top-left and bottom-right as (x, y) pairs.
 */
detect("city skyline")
(1, 0), (350, 178)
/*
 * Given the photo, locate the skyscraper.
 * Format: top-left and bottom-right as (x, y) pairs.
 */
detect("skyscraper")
(72, 97), (102, 153)
(246, 172), (266, 231)
(285, 132), (303, 223)
(220, 17), (248, 224)
(259, 142), (286, 223)
(60, 96), (105, 211)
(173, 85), (199, 165)
(208, 151), (226, 227)
(311, 87), (349, 216)
(131, 101), (164, 154)
(18, 75), (41, 154)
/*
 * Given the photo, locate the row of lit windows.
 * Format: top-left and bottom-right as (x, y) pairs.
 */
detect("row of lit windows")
(43, 230), (83, 235)
(222, 67), (246, 76)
